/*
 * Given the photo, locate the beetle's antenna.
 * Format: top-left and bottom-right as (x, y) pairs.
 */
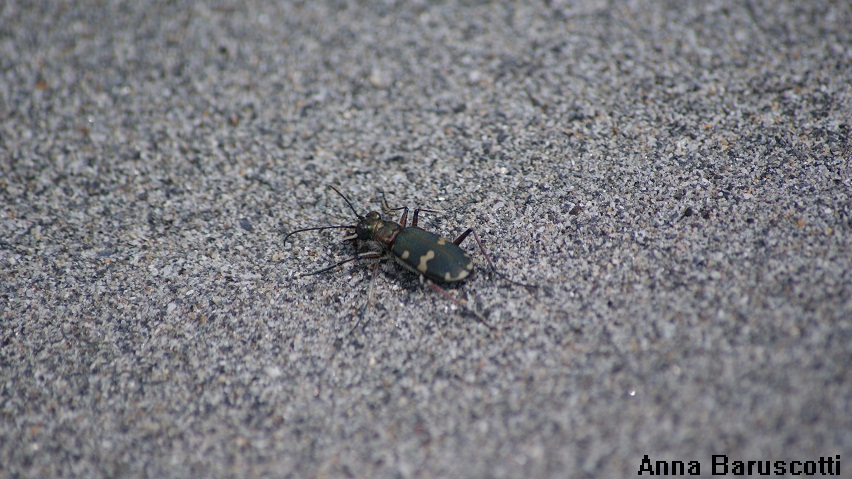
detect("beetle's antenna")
(329, 186), (363, 219)
(283, 225), (355, 245)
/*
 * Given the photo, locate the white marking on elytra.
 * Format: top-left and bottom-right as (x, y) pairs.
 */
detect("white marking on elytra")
(417, 250), (436, 273)
(444, 269), (470, 282)
(400, 250), (410, 260)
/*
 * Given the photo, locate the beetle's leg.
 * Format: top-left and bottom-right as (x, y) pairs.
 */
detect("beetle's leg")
(423, 280), (492, 330)
(410, 208), (444, 228)
(347, 259), (382, 337)
(452, 228), (472, 246)
(380, 191), (394, 215)
(381, 194), (410, 226)
(385, 205), (409, 226)
(300, 251), (383, 277)
(453, 228), (537, 289)
(397, 207), (409, 227)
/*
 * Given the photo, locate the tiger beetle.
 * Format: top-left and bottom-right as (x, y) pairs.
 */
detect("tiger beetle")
(282, 186), (536, 330)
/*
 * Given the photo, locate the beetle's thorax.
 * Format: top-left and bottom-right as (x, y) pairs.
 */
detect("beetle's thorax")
(356, 211), (402, 246)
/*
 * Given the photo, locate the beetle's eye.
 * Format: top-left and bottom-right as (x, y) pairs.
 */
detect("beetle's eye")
(356, 222), (371, 239)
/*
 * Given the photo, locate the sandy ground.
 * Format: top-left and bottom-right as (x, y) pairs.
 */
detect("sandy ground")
(2, 1), (850, 477)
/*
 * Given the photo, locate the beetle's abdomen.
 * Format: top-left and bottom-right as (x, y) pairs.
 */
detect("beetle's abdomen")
(391, 227), (474, 283)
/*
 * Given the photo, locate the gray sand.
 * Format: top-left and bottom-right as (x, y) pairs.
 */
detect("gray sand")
(2, 1), (850, 477)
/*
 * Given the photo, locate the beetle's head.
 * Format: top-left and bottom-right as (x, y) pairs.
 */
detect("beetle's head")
(355, 211), (382, 240)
